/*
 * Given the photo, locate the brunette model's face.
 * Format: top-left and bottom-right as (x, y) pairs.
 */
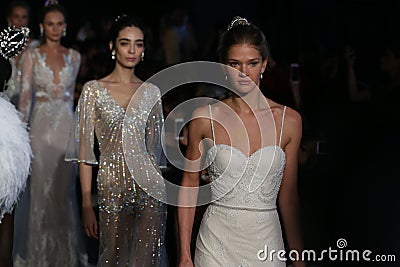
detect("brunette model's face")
(225, 43), (267, 95)
(8, 6), (29, 28)
(41, 11), (66, 42)
(113, 26), (144, 69)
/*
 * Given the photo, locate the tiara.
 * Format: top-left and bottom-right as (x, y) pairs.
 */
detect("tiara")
(227, 16), (250, 31)
(0, 26), (30, 60)
(44, 0), (59, 6)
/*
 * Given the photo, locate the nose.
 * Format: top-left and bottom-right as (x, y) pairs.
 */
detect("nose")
(239, 65), (248, 77)
(128, 44), (135, 54)
(239, 68), (249, 77)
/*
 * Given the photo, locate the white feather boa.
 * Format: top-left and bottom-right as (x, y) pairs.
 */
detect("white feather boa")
(0, 94), (32, 222)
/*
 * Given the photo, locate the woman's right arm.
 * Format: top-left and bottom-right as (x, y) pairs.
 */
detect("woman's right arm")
(79, 162), (98, 239)
(65, 81), (99, 238)
(178, 108), (209, 267)
(17, 49), (33, 122)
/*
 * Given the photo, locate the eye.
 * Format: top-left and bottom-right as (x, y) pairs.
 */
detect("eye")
(228, 62), (239, 67)
(136, 42), (144, 48)
(249, 61), (259, 67)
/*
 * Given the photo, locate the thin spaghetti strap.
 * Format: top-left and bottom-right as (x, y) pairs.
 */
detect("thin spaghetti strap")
(279, 106), (287, 147)
(208, 104), (216, 145)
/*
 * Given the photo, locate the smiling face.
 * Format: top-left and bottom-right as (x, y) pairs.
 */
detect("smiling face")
(226, 43), (267, 95)
(41, 11), (66, 42)
(111, 26), (144, 69)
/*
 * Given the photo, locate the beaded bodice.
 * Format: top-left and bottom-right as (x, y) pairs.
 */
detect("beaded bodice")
(206, 144), (285, 210)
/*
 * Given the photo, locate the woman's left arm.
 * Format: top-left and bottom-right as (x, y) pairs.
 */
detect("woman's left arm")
(278, 108), (306, 267)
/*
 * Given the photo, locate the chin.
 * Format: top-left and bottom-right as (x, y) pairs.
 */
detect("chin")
(232, 84), (257, 95)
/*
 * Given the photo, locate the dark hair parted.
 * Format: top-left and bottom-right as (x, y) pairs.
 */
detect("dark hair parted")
(108, 14), (146, 51)
(218, 17), (271, 64)
(38, 2), (67, 24)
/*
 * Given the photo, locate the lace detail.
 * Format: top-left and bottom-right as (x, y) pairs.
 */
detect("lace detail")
(13, 46), (86, 266)
(206, 144), (285, 210)
(18, 47), (80, 123)
(194, 106), (287, 266)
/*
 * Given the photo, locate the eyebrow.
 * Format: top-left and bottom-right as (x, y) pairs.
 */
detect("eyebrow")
(227, 58), (260, 62)
(119, 38), (144, 42)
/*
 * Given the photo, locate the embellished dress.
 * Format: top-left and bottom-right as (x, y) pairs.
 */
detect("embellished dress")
(65, 80), (168, 266)
(194, 105), (288, 267)
(14, 47), (87, 266)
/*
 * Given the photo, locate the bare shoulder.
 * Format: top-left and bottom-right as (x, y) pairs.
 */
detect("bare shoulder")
(284, 106), (302, 128)
(269, 102), (302, 142)
(188, 105), (212, 138)
(268, 100), (301, 123)
(190, 104), (211, 121)
(282, 106), (302, 144)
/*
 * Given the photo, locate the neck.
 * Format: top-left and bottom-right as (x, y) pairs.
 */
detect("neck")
(42, 39), (62, 50)
(110, 65), (139, 84)
(230, 88), (269, 113)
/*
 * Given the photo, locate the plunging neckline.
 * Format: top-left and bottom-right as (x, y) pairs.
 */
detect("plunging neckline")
(36, 48), (70, 86)
(96, 80), (129, 111)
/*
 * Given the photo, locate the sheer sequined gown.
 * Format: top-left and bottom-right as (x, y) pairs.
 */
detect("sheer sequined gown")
(65, 80), (168, 266)
(14, 47), (87, 266)
(194, 106), (288, 267)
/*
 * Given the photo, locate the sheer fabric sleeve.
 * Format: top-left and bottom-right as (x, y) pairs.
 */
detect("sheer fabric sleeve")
(65, 81), (98, 164)
(17, 49), (33, 123)
(145, 88), (166, 168)
(70, 49), (81, 81)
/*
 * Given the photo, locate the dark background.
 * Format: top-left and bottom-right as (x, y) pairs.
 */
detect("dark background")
(1, 0), (399, 68)
(2, 0), (399, 266)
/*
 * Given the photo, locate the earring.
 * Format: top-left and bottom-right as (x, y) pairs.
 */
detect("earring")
(141, 52), (144, 61)
(225, 75), (228, 81)
(62, 28), (67, 37)
(111, 50), (116, 60)
(40, 27), (43, 37)
(260, 73), (263, 79)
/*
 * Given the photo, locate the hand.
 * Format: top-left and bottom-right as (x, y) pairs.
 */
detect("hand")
(81, 206), (98, 239)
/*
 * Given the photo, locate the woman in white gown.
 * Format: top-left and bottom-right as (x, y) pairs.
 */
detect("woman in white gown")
(178, 17), (305, 267)
(14, 2), (87, 266)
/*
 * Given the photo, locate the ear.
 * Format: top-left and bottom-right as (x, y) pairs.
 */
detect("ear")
(261, 58), (268, 73)
(109, 41), (113, 51)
